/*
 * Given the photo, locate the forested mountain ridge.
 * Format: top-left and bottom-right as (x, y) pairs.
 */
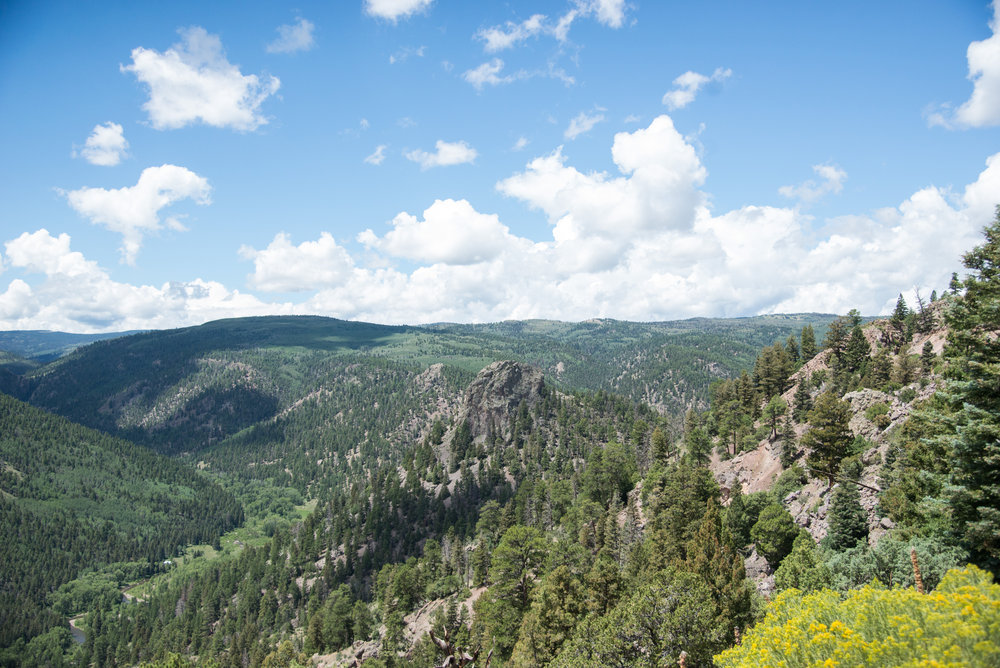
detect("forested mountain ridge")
(4, 313), (837, 457)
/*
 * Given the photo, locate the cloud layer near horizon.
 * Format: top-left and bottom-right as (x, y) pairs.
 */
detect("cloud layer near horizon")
(3, 115), (998, 333)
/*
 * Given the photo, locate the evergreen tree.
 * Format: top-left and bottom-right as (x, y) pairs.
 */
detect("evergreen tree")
(942, 209), (1000, 574)
(773, 533), (832, 593)
(584, 549), (622, 616)
(724, 483), (751, 549)
(510, 565), (586, 667)
(754, 343), (793, 399)
(800, 325), (817, 360)
(651, 426), (671, 466)
(475, 525), (547, 659)
(779, 415), (798, 469)
(891, 354), (919, 386)
(750, 503), (801, 568)
(823, 317), (850, 363)
(685, 422), (713, 467)
(762, 395), (788, 438)
(868, 346), (893, 388)
(802, 391), (853, 488)
(792, 375), (813, 423)
(551, 568), (727, 668)
(843, 326), (870, 375)
(824, 461), (868, 551)
(889, 294), (910, 350)
(786, 334), (799, 363)
(686, 500), (754, 645)
(645, 461), (720, 569)
(921, 341), (936, 376)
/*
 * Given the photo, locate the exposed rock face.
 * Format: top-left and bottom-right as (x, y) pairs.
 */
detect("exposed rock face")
(459, 360), (546, 441)
(744, 546), (775, 598)
(842, 388), (906, 442)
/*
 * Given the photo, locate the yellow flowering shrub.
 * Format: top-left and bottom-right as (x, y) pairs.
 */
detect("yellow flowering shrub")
(715, 566), (1000, 667)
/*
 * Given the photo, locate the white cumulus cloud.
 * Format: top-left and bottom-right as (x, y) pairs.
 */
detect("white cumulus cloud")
(662, 67), (732, 110)
(6, 116), (998, 331)
(63, 164), (211, 264)
(267, 18), (315, 54)
(365, 0), (433, 22)
(930, 1), (1000, 128)
(564, 110), (605, 139)
(501, 115), (706, 272)
(588, 0), (627, 28)
(239, 233), (355, 292)
(75, 122), (129, 166)
(122, 27), (281, 131)
(779, 163), (847, 204)
(0, 230), (285, 332)
(358, 198), (521, 265)
(405, 140), (477, 169)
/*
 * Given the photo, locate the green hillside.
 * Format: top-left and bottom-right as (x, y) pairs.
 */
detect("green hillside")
(0, 393), (243, 648)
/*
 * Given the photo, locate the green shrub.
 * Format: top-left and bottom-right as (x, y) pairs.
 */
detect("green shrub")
(750, 503), (802, 568)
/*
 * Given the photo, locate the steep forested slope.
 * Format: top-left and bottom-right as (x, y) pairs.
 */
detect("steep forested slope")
(62, 361), (666, 667)
(0, 393), (242, 649)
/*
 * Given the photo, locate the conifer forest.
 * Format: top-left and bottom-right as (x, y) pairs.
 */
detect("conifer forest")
(2, 214), (1000, 667)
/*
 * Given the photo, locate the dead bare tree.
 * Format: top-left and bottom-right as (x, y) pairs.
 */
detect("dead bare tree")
(429, 628), (492, 668)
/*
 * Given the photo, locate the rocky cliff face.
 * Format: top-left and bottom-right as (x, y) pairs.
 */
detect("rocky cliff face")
(458, 360), (546, 441)
(712, 310), (948, 547)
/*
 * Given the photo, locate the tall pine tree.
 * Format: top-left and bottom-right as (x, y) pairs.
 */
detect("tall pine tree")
(942, 208), (1000, 575)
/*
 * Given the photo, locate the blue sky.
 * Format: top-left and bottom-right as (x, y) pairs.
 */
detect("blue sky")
(1, 0), (998, 332)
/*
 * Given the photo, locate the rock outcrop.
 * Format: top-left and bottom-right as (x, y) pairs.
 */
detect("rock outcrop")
(458, 360), (546, 441)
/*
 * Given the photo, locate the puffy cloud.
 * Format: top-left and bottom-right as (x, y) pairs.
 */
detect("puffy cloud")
(239, 233), (354, 292)
(564, 110), (605, 139)
(364, 0), (433, 22)
(501, 116), (706, 271)
(266, 18), (315, 54)
(122, 27), (280, 131)
(75, 122), (128, 166)
(63, 164), (211, 264)
(6, 116), (997, 331)
(0, 230), (285, 332)
(588, 0), (627, 28)
(4, 230), (100, 278)
(662, 67), (732, 110)
(358, 198), (521, 265)
(779, 163), (847, 204)
(405, 140), (477, 169)
(365, 144), (387, 165)
(930, 1), (1000, 128)
(476, 14), (546, 52)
